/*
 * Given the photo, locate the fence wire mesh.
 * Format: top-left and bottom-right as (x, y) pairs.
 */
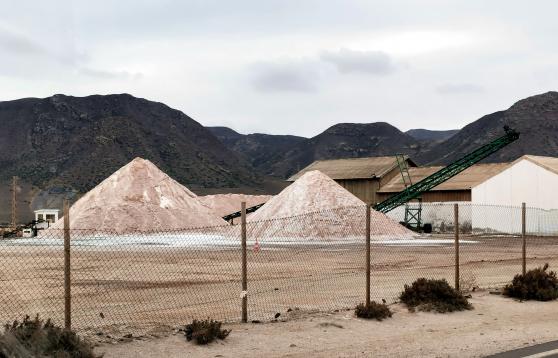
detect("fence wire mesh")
(1, 203), (558, 336)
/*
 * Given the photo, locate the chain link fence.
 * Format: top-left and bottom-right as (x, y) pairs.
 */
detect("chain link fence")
(1, 203), (558, 336)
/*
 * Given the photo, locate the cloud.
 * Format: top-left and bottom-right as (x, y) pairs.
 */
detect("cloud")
(79, 67), (143, 80)
(436, 83), (484, 94)
(320, 48), (396, 75)
(0, 28), (47, 56)
(250, 61), (320, 93)
(249, 48), (397, 94)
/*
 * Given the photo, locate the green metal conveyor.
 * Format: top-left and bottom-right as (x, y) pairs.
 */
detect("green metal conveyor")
(373, 126), (520, 215)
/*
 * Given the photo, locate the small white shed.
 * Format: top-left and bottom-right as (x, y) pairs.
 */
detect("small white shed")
(34, 209), (60, 224)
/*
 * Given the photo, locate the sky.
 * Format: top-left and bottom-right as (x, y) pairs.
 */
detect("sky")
(1, 0), (558, 137)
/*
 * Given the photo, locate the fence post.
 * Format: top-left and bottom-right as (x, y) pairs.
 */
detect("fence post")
(454, 203), (460, 291)
(365, 204), (371, 307)
(63, 199), (71, 330)
(241, 201), (248, 323)
(522, 202), (526, 275)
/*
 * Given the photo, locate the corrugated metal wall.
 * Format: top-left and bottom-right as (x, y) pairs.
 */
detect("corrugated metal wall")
(376, 190), (471, 203)
(336, 178), (380, 204)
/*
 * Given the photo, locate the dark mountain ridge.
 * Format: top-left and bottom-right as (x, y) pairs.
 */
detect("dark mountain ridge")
(417, 91), (558, 164)
(406, 128), (459, 142)
(4, 90), (558, 222)
(0, 94), (284, 222)
(261, 122), (425, 178)
(207, 126), (306, 169)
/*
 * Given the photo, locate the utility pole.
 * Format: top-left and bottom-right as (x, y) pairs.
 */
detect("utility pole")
(11, 176), (18, 230)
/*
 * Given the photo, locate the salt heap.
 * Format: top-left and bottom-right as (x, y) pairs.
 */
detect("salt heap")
(248, 170), (412, 239)
(198, 194), (272, 217)
(49, 158), (227, 233)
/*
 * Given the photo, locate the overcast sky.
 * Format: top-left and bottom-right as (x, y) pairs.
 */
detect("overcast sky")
(1, 0), (557, 137)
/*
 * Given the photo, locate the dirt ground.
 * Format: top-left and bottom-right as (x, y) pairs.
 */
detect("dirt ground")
(0, 234), (557, 339)
(95, 291), (558, 358)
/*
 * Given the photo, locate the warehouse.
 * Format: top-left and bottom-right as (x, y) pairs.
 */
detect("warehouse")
(471, 155), (558, 234)
(472, 155), (558, 208)
(376, 163), (509, 203)
(291, 155), (558, 208)
(287, 156), (416, 204)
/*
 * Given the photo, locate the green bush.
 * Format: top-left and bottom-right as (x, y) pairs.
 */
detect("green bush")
(400, 278), (473, 313)
(184, 319), (230, 345)
(355, 302), (392, 321)
(503, 264), (558, 301)
(0, 315), (100, 358)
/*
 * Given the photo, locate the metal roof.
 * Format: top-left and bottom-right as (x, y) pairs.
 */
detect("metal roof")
(519, 155), (558, 175)
(287, 156), (416, 181)
(377, 162), (511, 193)
(34, 209), (60, 214)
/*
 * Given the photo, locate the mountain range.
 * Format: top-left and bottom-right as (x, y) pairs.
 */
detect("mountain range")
(211, 122), (426, 178)
(0, 94), (285, 222)
(2, 91), (558, 223)
(213, 92), (558, 175)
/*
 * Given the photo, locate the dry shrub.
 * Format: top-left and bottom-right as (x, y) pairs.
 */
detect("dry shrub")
(184, 319), (230, 345)
(0, 315), (100, 358)
(0, 333), (34, 358)
(355, 302), (392, 321)
(400, 278), (473, 313)
(503, 263), (558, 301)
(459, 273), (479, 293)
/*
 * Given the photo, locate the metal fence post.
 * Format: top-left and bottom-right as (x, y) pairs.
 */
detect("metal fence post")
(63, 199), (71, 330)
(241, 202), (248, 323)
(522, 202), (526, 275)
(454, 203), (460, 291)
(366, 204), (371, 307)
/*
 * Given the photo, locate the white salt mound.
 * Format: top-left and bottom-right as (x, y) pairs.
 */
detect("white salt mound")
(48, 158), (227, 233)
(248, 170), (412, 238)
(198, 194), (272, 217)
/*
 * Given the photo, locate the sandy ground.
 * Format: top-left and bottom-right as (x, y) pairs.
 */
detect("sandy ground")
(96, 292), (558, 358)
(0, 235), (557, 339)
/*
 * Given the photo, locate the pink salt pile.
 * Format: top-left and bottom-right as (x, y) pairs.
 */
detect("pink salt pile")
(48, 158), (227, 233)
(248, 170), (412, 238)
(198, 194), (272, 217)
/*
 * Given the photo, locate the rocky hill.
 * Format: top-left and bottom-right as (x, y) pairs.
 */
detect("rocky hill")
(406, 129), (459, 142)
(207, 127), (306, 169)
(260, 122), (424, 178)
(417, 92), (558, 164)
(211, 92), (558, 175)
(0, 94), (283, 222)
(206, 126), (245, 148)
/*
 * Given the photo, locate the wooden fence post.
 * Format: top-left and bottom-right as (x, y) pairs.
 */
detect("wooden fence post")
(63, 199), (71, 330)
(522, 202), (526, 275)
(366, 204), (371, 307)
(454, 203), (460, 291)
(241, 202), (248, 323)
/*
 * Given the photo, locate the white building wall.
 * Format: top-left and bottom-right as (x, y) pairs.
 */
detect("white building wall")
(471, 159), (558, 234)
(386, 202), (470, 233)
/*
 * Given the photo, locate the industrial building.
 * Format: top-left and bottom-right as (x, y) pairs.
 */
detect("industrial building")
(289, 156), (512, 205)
(471, 155), (558, 234)
(287, 156), (416, 204)
(290, 153), (558, 234)
(471, 155), (558, 209)
(376, 163), (509, 203)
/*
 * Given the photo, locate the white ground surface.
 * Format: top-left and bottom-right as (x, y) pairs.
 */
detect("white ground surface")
(0, 235), (472, 248)
(97, 292), (558, 358)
